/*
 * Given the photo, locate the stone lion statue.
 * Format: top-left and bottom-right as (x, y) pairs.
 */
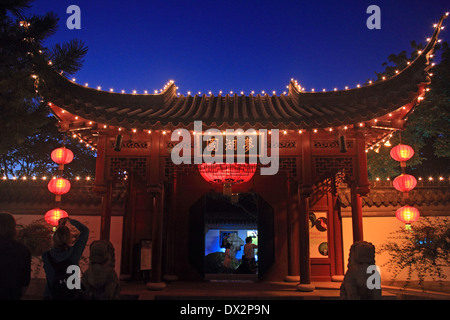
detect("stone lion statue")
(81, 240), (120, 300)
(340, 241), (382, 300)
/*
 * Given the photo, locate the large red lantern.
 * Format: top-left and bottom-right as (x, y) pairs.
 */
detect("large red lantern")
(48, 177), (71, 195)
(396, 205), (420, 230)
(198, 163), (257, 184)
(393, 174), (417, 193)
(198, 163), (257, 196)
(45, 208), (69, 227)
(51, 147), (73, 169)
(390, 144), (414, 163)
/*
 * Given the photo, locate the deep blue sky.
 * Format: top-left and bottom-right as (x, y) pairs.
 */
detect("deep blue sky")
(30, 0), (449, 95)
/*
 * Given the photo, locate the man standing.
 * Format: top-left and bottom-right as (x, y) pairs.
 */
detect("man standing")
(243, 236), (258, 274)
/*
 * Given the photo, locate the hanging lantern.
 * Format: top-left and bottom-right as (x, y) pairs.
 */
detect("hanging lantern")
(51, 147), (73, 169)
(390, 144), (414, 163)
(198, 163), (257, 196)
(198, 163), (257, 184)
(45, 208), (69, 228)
(48, 177), (71, 197)
(396, 205), (420, 230)
(393, 174), (417, 192)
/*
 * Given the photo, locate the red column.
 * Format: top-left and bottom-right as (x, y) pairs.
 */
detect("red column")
(146, 131), (166, 290)
(100, 180), (113, 240)
(93, 133), (113, 241)
(350, 181), (364, 242)
(351, 129), (370, 243)
(94, 134), (107, 190)
(286, 178), (299, 280)
(331, 191), (344, 276)
(355, 130), (370, 196)
(148, 185), (164, 284)
(297, 131), (314, 291)
(298, 187), (312, 284)
(164, 174), (178, 279)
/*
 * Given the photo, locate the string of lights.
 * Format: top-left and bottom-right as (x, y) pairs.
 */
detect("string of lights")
(59, 14), (447, 97)
(3, 174), (449, 182)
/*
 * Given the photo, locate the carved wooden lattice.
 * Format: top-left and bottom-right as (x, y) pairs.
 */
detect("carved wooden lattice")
(164, 158), (197, 178)
(164, 157), (297, 178)
(313, 157), (354, 181)
(108, 157), (147, 179)
(262, 157), (296, 176)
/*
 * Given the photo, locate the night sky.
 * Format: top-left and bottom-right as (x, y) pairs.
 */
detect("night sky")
(30, 0), (449, 96)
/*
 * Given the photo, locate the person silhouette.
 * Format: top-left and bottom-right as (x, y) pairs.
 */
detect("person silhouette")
(42, 217), (89, 300)
(223, 243), (232, 273)
(236, 236), (258, 274)
(0, 212), (31, 300)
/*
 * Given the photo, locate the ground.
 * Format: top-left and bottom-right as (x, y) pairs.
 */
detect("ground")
(22, 277), (450, 300)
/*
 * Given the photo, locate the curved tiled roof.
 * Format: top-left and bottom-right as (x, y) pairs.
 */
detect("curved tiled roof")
(41, 15), (447, 131)
(0, 180), (125, 206)
(1, 180), (447, 214)
(338, 181), (450, 209)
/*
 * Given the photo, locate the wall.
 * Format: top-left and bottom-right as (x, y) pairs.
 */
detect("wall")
(342, 216), (450, 282)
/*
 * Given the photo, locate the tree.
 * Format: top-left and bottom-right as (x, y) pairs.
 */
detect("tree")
(0, 0), (95, 178)
(1, 120), (96, 178)
(377, 216), (450, 289)
(367, 41), (450, 179)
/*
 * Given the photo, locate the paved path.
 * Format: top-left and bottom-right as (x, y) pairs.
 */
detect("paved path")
(120, 280), (399, 300)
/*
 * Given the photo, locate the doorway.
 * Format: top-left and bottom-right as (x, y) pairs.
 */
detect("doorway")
(188, 192), (274, 279)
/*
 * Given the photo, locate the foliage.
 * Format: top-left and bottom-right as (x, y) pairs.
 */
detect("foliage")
(367, 134), (424, 180)
(0, 0), (95, 178)
(367, 41), (450, 179)
(204, 252), (240, 273)
(377, 217), (450, 289)
(1, 120), (96, 178)
(17, 218), (53, 257)
(16, 218), (53, 278)
(16, 218), (92, 278)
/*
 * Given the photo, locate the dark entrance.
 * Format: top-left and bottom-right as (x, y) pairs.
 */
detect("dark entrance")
(188, 192), (274, 279)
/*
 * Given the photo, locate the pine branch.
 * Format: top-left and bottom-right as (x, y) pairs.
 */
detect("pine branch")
(50, 39), (88, 75)
(0, 0), (32, 20)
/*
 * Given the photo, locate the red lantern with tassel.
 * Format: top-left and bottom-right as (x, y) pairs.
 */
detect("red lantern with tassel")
(396, 205), (420, 230)
(48, 177), (71, 195)
(198, 163), (257, 185)
(390, 144), (414, 166)
(198, 163), (257, 196)
(393, 174), (417, 193)
(51, 147), (73, 170)
(45, 208), (69, 228)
